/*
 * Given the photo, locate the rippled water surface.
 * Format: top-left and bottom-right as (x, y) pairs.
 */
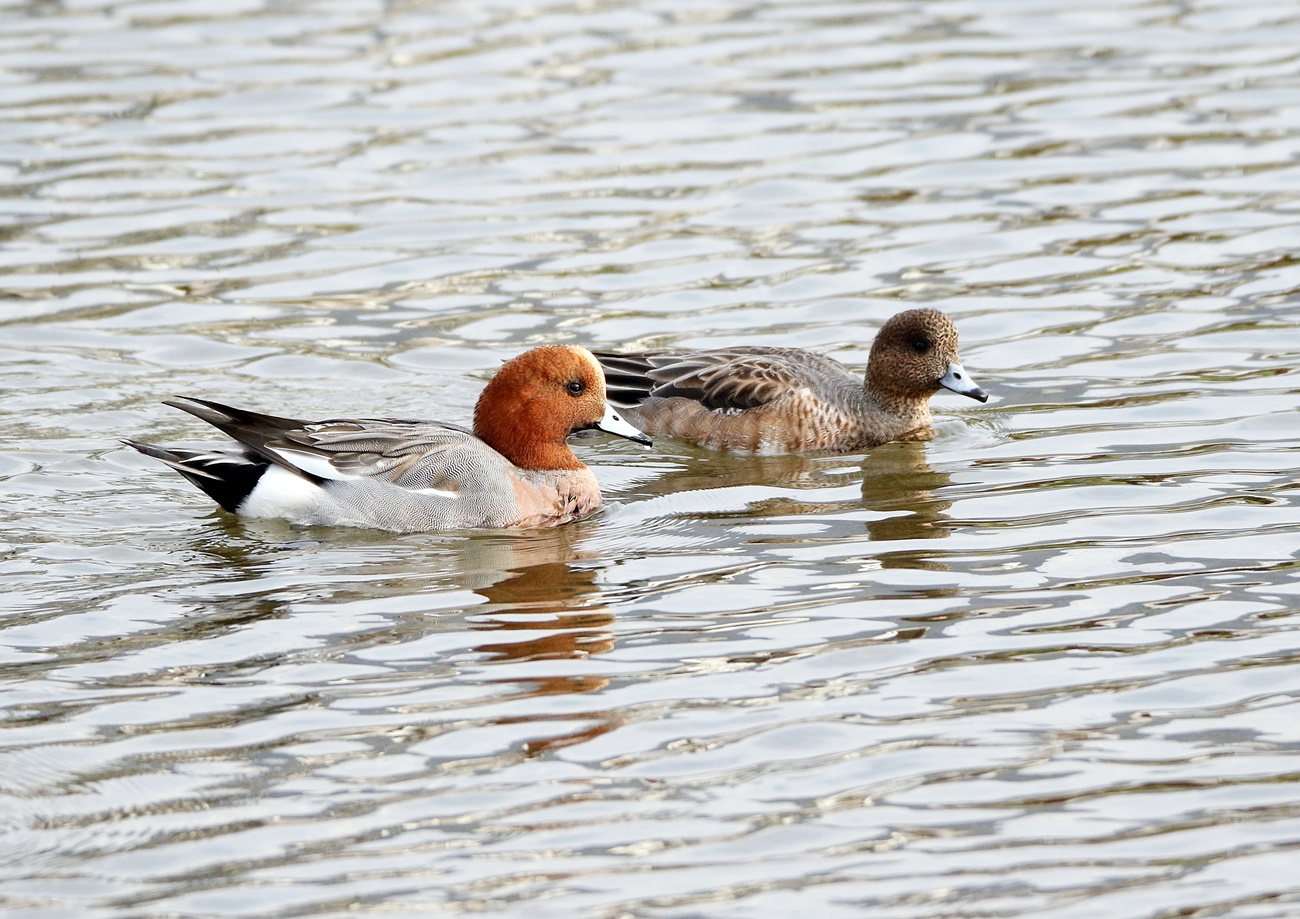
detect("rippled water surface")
(4, 0), (1300, 916)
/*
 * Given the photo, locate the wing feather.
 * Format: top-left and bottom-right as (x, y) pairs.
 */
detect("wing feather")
(281, 420), (484, 491)
(164, 397), (492, 492)
(597, 348), (847, 412)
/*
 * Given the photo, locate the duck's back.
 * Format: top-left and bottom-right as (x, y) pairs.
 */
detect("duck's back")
(597, 347), (909, 454)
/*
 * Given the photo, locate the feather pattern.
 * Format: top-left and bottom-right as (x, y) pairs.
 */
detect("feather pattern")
(162, 398), (490, 488)
(598, 348), (855, 412)
(593, 310), (985, 453)
(143, 398), (534, 529)
(121, 439), (268, 512)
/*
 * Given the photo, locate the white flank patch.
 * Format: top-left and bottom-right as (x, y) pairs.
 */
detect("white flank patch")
(240, 465), (323, 519)
(412, 487), (459, 500)
(267, 448), (360, 481)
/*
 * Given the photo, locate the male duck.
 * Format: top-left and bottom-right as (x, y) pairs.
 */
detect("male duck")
(126, 345), (650, 531)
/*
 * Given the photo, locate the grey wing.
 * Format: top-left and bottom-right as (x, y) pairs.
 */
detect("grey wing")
(163, 397), (511, 492)
(278, 419), (512, 494)
(161, 398), (527, 529)
(598, 348), (849, 411)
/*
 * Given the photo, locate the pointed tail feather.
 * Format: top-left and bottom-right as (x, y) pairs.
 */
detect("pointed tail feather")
(159, 397), (324, 484)
(124, 440), (267, 513)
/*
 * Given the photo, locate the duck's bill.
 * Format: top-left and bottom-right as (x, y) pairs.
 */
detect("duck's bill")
(593, 403), (652, 446)
(939, 362), (989, 403)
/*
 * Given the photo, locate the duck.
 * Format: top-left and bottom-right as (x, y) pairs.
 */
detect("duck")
(125, 345), (651, 531)
(595, 308), (987, 454)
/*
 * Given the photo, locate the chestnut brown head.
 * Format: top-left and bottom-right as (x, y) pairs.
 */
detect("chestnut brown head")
(474, 345), (649, 470)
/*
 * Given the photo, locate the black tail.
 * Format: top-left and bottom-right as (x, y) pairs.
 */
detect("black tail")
(124, 440), (267, 513)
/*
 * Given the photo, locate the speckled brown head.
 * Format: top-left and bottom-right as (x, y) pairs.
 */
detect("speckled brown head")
(865, 308), (987, 407)
(473, 345), (649, 470)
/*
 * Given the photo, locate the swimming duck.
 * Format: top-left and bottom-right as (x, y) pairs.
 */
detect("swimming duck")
(126, 345), (650, 531)
(596, 308), (986, 454)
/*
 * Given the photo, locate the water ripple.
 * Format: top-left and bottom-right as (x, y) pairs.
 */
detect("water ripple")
(3, 0), (1300, 917)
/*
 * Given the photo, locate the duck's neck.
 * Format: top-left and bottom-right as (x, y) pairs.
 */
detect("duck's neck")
(474, 406), (584, 471)
(863, 373), (934, 422)
(499, 438), (584, 472)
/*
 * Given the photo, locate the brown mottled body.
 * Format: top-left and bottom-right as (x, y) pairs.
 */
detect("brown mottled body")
(597, 309), (987, 455)
(623, 385), (924, 453)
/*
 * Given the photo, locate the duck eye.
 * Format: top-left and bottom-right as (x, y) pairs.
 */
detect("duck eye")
(566, 379), (586, 396)
(911, 338), (930, 354)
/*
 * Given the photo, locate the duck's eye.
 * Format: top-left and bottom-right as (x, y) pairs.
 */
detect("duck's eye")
(911, 338), (930, 354)
(566, 379), (586, 396)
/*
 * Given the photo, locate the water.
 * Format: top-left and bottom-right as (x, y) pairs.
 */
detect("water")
(3, 0), (1300, 916)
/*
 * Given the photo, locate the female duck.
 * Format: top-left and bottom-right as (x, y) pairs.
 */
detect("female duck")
(596, 308), (987, 454)
(126, 345), (650, 531)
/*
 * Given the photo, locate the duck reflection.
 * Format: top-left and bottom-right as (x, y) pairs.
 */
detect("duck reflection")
(857, 441), (954, 543)
(461, 539), (620, 755)
(630, 439), (954, 543)
(167, 529), (623, 764)
(471, 560), (613, 670)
